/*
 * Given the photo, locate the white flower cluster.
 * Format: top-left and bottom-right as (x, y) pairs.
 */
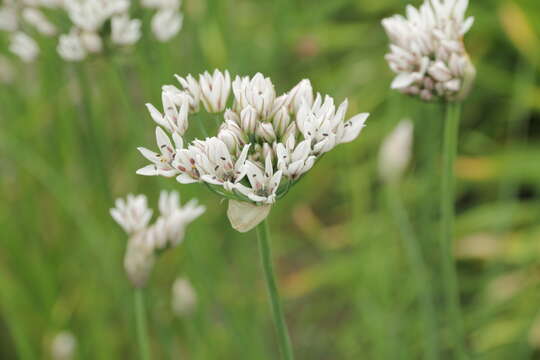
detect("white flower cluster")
(137, 70), (369, 231)
(0, 0), (59, 62)
(57, 0), (183, 61)
(110, 191), (205, 287)
(382, 0), (476, 102)
(0, 0), (183, 63)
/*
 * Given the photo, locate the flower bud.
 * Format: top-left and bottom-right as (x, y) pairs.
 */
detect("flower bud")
(378, 119), (413, 183)
(172, 277), (197, 316)
(272, 107), (290, 136)
(240, 106), (257, 134)
(256, 122), (276, 143)
(218, 128), (240, 152)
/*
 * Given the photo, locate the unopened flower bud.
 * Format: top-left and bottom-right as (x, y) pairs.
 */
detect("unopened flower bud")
(256, 122), (276, 143)
(172, 277), (197, 316)
(378, 119), (413, 183)
(240, 106), (257, 134)
(272, 107), (290, 136)
(218, 129), (240, 152)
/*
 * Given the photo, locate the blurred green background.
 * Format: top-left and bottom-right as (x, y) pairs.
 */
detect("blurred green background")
(1, 0), (540, 359)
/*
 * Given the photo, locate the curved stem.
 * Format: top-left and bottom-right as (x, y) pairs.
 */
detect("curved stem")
(256, 220), (295, 360)
(385, 185), (439, 360)
(134, 289), (151, 360)
(441, 102), (467, 359)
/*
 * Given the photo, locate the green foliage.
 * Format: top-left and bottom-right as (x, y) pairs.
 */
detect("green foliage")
(1, 0), (539, 359)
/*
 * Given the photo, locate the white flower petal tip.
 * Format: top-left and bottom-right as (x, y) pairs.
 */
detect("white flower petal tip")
(227, 200), (272, 233)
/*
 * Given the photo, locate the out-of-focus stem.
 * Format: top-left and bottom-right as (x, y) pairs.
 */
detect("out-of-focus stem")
(441, 102), (467, 359)
(134, 288), (151, 360)
(385, 184), (439, 360)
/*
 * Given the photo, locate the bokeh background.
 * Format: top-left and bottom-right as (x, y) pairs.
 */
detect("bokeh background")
(1, 0), (540, 359)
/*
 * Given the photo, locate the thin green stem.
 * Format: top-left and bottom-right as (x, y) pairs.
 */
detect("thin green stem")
(440, 102), (467, 359)
(385, 184), (439, 360)
(134, 289), (151, 360)
(256, 220), (295, 360)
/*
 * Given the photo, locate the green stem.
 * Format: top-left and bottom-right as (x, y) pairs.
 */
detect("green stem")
(385, 185), (439, 360)
(441, 102), (467, 359)
(256, 220), (295, 360)
(134, 289), (151, 360)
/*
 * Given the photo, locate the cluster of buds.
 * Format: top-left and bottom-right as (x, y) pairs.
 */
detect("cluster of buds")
(0, 0), (59, 62)
(0, 0), (184, 63)
(137, 70), (369, 232)
(382, 0), (476, 102)
(110, 191), (205, 287)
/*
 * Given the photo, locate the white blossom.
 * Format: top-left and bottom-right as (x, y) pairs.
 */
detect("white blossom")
(22, 7), (56, 35)
(110, 194), (153, 234)
(111, 14), (142, 46)
(382, 0), (476, 101)
(9, 32), (39, 62)
(171, 277), (197, 316)
(378, 119), (414, 183)
(111, 192), (205, 287)
(51, 331), (77, 360)
(199, 70), (231, 113)
(151, 8), (183, 42)
(138, 70), (370, 231)
(57, 29), (87, 61)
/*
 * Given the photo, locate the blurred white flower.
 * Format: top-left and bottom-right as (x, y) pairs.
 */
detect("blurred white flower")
(22, 7), (56, 35)
(57, 29), (87, 61)
(0, 7), (18, 32)
(138, 71), (370, 231)
(142, 0), (181, 9)
(51, 331), (77, 360)
(9, 32), (39, 63)
(378, 119), (414, 183)
(110, 194), (153, 234)
(111, 191), (205, 287)
(151, 8), (183, 42)
(382, 0), (476, 102)
(111, 14), (142, 46)
(171, 277), (197, 316)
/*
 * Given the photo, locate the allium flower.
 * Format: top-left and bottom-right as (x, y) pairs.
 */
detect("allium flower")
(378, 119), (414, 183)
(9, 32), (39, 63)
(382, 0), (476, 102)
(137, 70), (369, 232)
(0, 0), (57, 62)
(111, 191), (205, 287)
(171, 277), (197, 316)
(51, 331), (77, 360)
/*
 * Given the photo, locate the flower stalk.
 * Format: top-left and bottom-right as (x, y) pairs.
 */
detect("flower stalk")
(385, 184), (439, 360)
(440, 101), (467, 359)
(256, 220), (294, 360)
(134, 288), (151, 360)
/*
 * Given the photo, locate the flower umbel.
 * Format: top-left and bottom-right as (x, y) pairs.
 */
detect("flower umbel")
(382, 0), (476, 102)
(137, 70), (369, 231)
(110, 191), (205, 287)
